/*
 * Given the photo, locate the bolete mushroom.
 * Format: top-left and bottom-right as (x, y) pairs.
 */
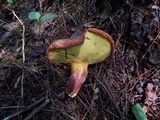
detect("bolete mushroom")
(46, 28), (114, 98)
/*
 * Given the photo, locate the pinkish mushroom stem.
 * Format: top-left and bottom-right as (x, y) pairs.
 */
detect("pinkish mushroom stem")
(66, 63), (88, 97)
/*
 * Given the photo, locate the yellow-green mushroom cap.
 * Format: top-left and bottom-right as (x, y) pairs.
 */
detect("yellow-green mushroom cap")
(46, 28), (114, 97)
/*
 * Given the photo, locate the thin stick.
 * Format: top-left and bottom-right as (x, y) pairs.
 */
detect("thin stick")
(21, 71), (24, 102)
(11, 10), (25, 63)
(142, 31), (160, 59)
(3, 97), (46, 120)
(0, 106), (25, 109)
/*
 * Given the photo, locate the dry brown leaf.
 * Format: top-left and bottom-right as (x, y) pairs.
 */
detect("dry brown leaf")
(145, 83), (157, 106)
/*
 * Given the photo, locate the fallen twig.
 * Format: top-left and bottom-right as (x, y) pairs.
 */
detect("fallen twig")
(142, 31), (160, 59)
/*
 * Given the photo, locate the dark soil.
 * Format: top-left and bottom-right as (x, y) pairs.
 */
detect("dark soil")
(0, 0), (160, 120)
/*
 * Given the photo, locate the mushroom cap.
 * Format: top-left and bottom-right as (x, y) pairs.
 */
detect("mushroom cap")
(46, 28), (114, 65)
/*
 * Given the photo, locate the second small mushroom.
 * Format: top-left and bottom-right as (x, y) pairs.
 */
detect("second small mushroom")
(46, 28), (114, 98)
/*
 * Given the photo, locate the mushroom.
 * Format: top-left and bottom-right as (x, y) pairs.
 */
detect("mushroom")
(46, 28), (114, 98)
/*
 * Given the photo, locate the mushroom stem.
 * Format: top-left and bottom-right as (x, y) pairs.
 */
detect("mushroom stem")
(66, 62), (88, 98)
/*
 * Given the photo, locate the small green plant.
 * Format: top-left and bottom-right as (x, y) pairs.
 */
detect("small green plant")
(7, 0), (14, 5)
(28, 12), (57, 22)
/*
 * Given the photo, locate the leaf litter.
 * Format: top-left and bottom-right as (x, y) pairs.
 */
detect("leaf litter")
(0, 0), (160, 120)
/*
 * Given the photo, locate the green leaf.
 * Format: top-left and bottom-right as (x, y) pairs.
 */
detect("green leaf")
(132, 104), (148, 120)
(28, 12), (41, 21)
(40, 13), (57, 20)
(7, 0), (14, 4)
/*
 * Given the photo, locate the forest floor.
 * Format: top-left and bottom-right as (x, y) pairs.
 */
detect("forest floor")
(0, 0), (160, 120)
